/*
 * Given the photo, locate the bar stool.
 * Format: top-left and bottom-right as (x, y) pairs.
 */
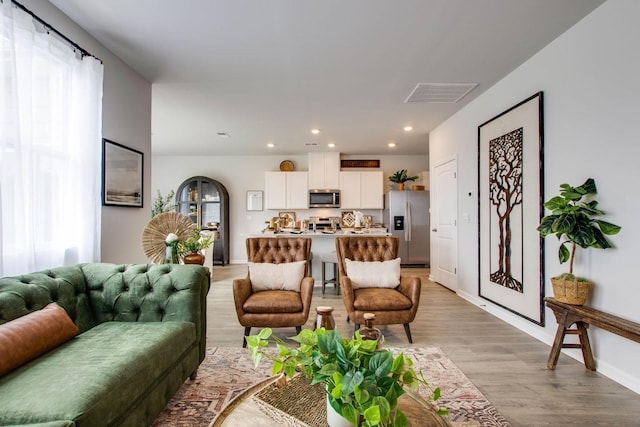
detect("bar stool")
(320, 251), (339, 295)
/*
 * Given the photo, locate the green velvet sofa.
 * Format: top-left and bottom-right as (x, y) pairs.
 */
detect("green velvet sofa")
(0, 263), (210, 427)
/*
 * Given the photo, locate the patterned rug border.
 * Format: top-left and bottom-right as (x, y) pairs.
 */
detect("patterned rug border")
(153, 346), (510, 427)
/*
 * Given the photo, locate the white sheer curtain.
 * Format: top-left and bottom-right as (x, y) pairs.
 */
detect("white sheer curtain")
(0, 2), (103, 277)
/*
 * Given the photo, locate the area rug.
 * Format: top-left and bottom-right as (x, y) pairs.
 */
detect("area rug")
(152, 347), (510, 427)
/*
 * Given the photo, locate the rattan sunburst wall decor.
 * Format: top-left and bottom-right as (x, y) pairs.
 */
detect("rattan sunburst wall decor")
(141, 212), (197, 263)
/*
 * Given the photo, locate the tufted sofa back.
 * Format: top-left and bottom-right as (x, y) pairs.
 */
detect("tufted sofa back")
(245, 237), (311, 275)
(335, 236), (399, 278)
(0, 263), (209, 337)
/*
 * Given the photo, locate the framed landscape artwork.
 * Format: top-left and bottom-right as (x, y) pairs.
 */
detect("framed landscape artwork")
(102, 139), (143, 207)
(478, 92), (545, 326)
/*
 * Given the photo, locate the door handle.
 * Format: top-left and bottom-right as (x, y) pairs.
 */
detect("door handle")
(432, 228), (438, 232)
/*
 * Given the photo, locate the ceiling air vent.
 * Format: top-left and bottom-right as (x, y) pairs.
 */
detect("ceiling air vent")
(404, 83), (478, 104)
(304, 142), (318, 146)
(216, 132), (230, 138)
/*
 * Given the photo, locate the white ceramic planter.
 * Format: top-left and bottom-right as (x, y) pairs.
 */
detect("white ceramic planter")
(326, 396), (353, 427)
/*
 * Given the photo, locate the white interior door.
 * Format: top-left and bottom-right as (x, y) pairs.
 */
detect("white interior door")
(431, 158), (458, 291)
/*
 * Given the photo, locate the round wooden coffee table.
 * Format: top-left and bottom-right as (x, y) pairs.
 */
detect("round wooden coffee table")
(211, 374), (451, 427)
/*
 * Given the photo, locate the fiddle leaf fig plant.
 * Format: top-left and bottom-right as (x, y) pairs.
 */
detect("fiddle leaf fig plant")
(247, 327), (447, 427)
(537, 178), (621, 276)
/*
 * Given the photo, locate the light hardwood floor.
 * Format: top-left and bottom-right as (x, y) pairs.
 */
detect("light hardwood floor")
(206, 264), (640, 426)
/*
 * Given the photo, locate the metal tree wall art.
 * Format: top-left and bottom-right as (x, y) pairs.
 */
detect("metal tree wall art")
(489, 128), (524, 292)
(478, 92), (544, 326)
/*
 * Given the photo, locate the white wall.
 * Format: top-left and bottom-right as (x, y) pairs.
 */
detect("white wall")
(430, 0), (640, 393)
(152, 154), (427, 263)
(22, 1), (152, 264)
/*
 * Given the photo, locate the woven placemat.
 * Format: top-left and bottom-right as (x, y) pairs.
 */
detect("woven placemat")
(254, 375), (327, 426)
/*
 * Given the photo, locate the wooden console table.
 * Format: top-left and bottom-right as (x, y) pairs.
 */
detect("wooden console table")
(545, 297), (640, 370)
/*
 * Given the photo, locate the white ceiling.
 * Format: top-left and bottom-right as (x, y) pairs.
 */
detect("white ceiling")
(49, 0), (604, 156)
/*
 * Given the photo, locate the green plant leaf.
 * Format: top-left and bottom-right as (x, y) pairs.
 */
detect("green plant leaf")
(369, 351), (393, 378)
(393, 409), (409, 427)
(341, 403), (358, 425)
(372, 396), (390, 421)
(579, 178), (597, 194)
(558, 242), (571, 264)
(363, 405), (381, 426)
(543, 196), (567, 212)
(571, 220), (596, 248)
(591, 226), (613, 249)
(595, 220), (621, 235)
(342, 370), (364, 395)
(537, 215), (557, 236)
(551, 214), (576, 234)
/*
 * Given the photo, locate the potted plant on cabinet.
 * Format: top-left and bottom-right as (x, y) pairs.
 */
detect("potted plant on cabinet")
(177, 229), (213, 265)
(388, 169), (419, 191)
(537, 178), (621, 305)
(247, 327), (448, 427)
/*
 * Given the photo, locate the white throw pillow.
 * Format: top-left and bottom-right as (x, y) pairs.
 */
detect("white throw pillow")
(249, 260), (306, 292)
(345, 258), (401, 289)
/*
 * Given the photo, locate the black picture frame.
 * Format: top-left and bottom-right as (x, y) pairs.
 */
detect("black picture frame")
(477, 92), (545, 326)
(102, 139), (143, 207)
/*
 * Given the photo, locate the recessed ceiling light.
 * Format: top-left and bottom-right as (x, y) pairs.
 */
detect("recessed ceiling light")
(327, 143), (335, 148)
(267, 143), (275, 148)
(388, 143), (396, 148)
(311, 129), (320, 135)
(403, 126), (413, 132)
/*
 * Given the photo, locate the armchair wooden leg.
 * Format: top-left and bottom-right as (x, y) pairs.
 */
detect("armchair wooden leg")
(403, 324), (413, 344)
(242, 327), (251, 348)
(189, 369), (198, 381)
(295, 326), (302, 334)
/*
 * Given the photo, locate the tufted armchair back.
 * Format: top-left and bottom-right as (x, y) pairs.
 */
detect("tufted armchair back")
(245, 237), (311, 275)
(335, 236), (399, 278)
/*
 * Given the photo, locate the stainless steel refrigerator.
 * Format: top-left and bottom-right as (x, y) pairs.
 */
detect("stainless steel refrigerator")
(387, 190), (430, 266)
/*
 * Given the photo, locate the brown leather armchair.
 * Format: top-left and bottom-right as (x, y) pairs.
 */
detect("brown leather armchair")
(233, 237), (314, 347)
(335, 236), (421, 343)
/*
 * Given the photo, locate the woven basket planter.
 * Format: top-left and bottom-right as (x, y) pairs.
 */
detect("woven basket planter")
(551, 274), (591, 305)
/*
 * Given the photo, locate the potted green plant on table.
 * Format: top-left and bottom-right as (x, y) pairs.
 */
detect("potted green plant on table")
(247, 327), (448, 427)
(388, 170), (419, 191)
(537, 178), (621, 305)
(177, 228), (213, 265)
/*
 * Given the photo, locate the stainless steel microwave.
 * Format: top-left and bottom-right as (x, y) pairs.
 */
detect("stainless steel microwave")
(308, 190), (340, 208)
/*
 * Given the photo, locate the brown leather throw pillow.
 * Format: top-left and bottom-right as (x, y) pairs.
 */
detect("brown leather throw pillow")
(0, 302), (79, 376)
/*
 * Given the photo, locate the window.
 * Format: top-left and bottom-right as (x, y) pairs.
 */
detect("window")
(0, 2), (103, 276)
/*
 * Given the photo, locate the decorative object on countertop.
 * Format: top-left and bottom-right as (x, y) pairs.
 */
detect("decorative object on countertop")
(388, 169), (419, 191)
(151, 189), (176, 217)
(279, 160), (295, 171)
(246, 327), (448, 427)
(340, 211), (355, 228)
(141, 212), (197, 263)
(279, 211), (296, 228)
(178, 228), (214, 265)
(537, 178), (621, 305)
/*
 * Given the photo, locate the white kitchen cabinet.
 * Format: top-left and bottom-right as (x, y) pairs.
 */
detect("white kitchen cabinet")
(308, 152), (340, 189)
(339, 171), (383, 209)
(265, 171), (308, 209)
